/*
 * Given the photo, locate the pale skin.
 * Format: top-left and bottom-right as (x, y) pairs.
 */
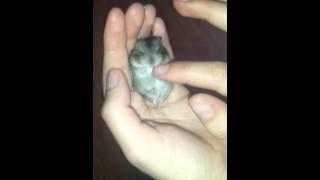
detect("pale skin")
(101, 1), (227, 180)
(173, 0), (227, 31)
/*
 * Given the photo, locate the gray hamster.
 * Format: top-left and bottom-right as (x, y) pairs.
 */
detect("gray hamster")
(128, 36), (173, 107)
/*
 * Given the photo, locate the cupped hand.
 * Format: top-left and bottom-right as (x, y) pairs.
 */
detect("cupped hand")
(101, 3), (226, 179)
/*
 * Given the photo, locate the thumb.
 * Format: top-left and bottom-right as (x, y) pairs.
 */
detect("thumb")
(103, 68), (131, 106)
(173, 0), (227, 31)
(189, 93), (227, 140)
(101, 69), (155, 162)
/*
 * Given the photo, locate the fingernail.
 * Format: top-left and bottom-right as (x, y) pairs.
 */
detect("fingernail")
(191, 103), (214, 121)
(154, 64), (170, 75)
(107, 70), (119, 90)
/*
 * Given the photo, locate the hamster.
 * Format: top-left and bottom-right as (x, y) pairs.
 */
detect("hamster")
(128, 36), (173, 108)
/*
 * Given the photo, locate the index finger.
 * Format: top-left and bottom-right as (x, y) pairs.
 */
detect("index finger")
(103, 8), (130, 94)
(154, 61), (227, 96)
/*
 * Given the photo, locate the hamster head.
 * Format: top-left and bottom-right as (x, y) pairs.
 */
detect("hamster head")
(129, 36), (170, 69)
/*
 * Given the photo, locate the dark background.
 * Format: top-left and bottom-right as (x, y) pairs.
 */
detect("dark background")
(93, 0), (227, 179)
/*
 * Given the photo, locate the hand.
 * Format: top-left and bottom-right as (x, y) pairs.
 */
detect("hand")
(101, 3), (227, 180)
(172, 0), (227, 31)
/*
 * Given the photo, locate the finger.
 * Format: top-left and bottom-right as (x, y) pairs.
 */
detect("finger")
(173, 0), (227, 31)
(152, 17), (174, 59)
(103, 8), (129, 95)
(125, 3), (145, 51)
(138, 4), (157, 38)
(154, 61), (227, 96)
(101, 69), (157, 162)
(189, 93), (227, 139)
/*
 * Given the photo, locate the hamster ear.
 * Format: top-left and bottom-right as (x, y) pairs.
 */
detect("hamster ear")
(158, 44), (170, 59)
(162, 53), (171, 64)
(153, 36), (163, 46)
(150, 37), (164, 54)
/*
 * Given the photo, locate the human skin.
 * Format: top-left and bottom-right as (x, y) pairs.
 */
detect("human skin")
(101, 2), (227, 180)
(172, 0), (227, 31)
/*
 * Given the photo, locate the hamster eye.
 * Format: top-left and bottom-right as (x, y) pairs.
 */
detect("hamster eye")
(130, 50), (142, 59)
(129, 51), (143, 66)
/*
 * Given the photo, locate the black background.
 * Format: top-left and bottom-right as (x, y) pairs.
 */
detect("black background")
(93, 0), (226, 179)
(2, 0), (317, 179)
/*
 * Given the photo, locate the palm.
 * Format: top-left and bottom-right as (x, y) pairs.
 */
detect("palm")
(132, 83), (203, 133)
(129, 85), (226, 179)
